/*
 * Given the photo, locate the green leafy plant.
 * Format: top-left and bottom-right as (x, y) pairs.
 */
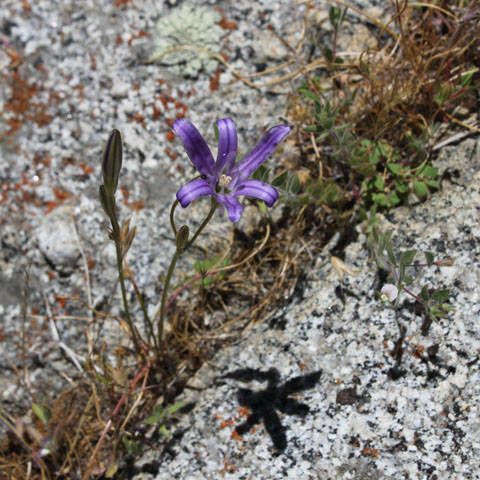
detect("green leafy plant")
(145, 402), (184, 437)
(289, 0), (478, 216)
(362, 152), (441, 209)
(194, 256), (230, 287)
(368, 222), (453, 335)
(31, 403), (52, 426)
(252, 166), (301, 204)
(366, 219), (454, 378)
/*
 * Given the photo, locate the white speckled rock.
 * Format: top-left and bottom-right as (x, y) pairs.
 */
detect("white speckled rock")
(36, 206), (80, 270)
(137, 139), (480, 480)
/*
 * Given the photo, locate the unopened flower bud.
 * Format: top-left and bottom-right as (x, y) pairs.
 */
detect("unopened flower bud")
(99, 184), (116, 219)
(102, 129), (123, 195)
(176, 225), (190, 251)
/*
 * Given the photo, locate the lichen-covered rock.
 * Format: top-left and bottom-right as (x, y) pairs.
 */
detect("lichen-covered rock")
(149, 4), (224, 77)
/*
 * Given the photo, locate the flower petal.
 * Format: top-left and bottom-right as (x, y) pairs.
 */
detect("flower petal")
(176, 178), (214, 207)
(233, 124), (291, 180)
(234, 179), (279, 207)
(216, 194), (245, 223)
(173, 119), (216, 177)
(216, 118), (238, 174)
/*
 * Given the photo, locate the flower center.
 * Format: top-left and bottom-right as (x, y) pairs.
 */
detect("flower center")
(219, 174), (232, 188)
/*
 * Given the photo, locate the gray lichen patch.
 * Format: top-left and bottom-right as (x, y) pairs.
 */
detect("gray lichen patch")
(148, 5), (224, 77)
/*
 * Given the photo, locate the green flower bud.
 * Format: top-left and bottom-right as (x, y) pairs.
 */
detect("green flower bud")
(102, 129), (123, 195)
(99, 185), (116, 219)
(176, 225), (190, 252)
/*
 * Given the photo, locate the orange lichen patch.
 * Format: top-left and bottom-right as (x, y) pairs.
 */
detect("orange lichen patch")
(74, 84), (85, 102)
(219, 459), (237, 475)
(411, 344), (425, 359)
(152, 104), (162, 121)
(0, 171), (47, 209)
(21, 190), (42, 207)
(219, 418), (236, 429)
(159, 94), (173, 110)
(32, 110), (52, 127)
(6, 48), (22, 68)
(48, 90), (63, 105)
(2, 70), (55, 139)
(120, 186), (144, 211)
(131, 112), (146, 126)
(151, 92), (188, 126)
(6, 118), (23, 136)
(219, 17), (237, 31)
(120, 185), (130, 201)
(230, 430), (243, 442)
(298, 361), (307, 371)
(175, 106), (188, 118)
(44, 201), (62, 213)
(53, 187), (72, 201)
(79, 163), (94, 175)
(165, 147), (178, 161)
(114, 0), (133, 8)
(209, 68), (222, 92)
(238, 406), (250, 418)
(361, 446), (380, 458)
(176, 109), (186, 120)
(87, 257), (96, 270)
(35, 62), (49, 75)
(128, 30), (149, 46)
(33, 152), (51, 167)
(55, 295), (69, 309)
(166, 130), (175, 142)
(5, 72), (37, 116)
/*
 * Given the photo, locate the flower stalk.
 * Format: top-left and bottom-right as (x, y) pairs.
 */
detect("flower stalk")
(113, 222), (143, 354)
(156, 198), (217, 351)
(99, 118), (290, 358)
(100, 130), (143, 356)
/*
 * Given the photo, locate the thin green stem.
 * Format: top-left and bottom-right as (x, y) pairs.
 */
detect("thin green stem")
(157, 249), (179, 349)
(169, 199), (179, 237)
(130, 275), (157, 350)
(111, 216), (143, 355)
(185, 199), (217, 249)
(156, 198), (217, 352)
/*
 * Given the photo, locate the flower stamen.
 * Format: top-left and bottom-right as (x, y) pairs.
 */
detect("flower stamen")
(219, 174), (232, 188)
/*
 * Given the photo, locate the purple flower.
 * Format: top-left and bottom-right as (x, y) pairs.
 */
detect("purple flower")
(174, 118), (291, 222)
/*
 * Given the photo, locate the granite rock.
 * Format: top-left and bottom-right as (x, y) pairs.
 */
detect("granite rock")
(36, 206), (80, 271)
(138, 139), (480, 480)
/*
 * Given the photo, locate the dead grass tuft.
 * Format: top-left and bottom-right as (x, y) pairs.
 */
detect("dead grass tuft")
(289, 0), (479, 210)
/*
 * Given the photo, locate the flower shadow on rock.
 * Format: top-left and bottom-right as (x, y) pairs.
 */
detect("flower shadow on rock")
(221, 367), (322, 451)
